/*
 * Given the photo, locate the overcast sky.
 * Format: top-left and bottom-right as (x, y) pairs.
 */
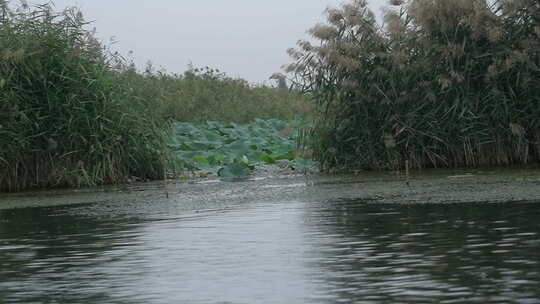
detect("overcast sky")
(28, 0), (387, 83)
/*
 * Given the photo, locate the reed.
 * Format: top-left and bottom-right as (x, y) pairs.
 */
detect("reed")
(127, 66), (312, 124)
(0, 3), (170, 192)
(287, 0), (540, 171)
(0, 2), (311, 192)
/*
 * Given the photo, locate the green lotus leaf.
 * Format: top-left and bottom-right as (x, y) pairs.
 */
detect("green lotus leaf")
(218, 162), (251, 179)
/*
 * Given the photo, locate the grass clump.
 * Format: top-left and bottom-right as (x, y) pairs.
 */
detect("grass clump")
(288, 0), (540, 171)
(0, 3), (170, 192)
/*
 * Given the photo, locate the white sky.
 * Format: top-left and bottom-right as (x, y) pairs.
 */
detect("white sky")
(28, 0), (387, 84)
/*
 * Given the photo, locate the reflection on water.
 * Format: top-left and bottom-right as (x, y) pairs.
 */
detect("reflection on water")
(1, 184), (540, 303)
(303, 200), (540, 303)
(0, 206), (144, 303)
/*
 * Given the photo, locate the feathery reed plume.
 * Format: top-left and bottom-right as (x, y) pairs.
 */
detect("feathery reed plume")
(287, 0), (540, 171)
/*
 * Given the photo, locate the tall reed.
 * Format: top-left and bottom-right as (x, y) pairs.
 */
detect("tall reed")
(0, 3), (170, 192)
(288, 0), (540, 171)
(126, 65), (312, 124)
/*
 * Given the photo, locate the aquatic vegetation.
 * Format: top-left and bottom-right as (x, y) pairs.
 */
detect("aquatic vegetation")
(0, 2), (313, 192)
(169, 119), (314, 178)
(0, 3), (170, 192)
(287, 0), (540, 171)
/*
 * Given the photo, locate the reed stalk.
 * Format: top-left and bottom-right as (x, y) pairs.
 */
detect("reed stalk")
(288, 0), (540, 171)
(0, 3), (170, 191)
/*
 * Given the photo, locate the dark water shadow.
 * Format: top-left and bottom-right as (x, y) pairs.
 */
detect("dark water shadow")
(301, 199), (540, 303)
(0, 204), (147, 304)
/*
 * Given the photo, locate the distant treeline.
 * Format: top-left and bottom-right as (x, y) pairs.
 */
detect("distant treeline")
(288, 0), (540, 171)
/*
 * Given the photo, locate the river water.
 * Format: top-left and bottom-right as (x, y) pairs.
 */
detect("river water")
(1, 170), (540, 303)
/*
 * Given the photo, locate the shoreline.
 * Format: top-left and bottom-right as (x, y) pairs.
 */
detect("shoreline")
(1, 167), (540, 211)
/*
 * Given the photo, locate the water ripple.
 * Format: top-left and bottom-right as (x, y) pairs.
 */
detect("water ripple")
(1, 195), (540, 303)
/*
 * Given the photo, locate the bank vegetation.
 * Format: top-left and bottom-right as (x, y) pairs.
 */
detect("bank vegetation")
(288, 0), (540, 171)
(0, 2), (309, 192)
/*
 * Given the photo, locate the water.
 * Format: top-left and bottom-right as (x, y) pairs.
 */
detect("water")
(1, 171), (540, 303)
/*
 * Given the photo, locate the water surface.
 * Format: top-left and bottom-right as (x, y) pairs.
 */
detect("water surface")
(1, 171), (540, 303)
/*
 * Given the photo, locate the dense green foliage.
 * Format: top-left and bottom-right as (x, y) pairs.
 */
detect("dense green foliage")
(169, 119), (314, 179)
(130, 66), (312, 123)
(0, 2), (313, 191)
(0, 3), (169, 191)
(288, 0), (540, 171)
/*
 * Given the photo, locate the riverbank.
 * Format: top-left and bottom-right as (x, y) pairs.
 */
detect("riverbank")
(288, 0), (540, 171)
(0, 3), (311, 193)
